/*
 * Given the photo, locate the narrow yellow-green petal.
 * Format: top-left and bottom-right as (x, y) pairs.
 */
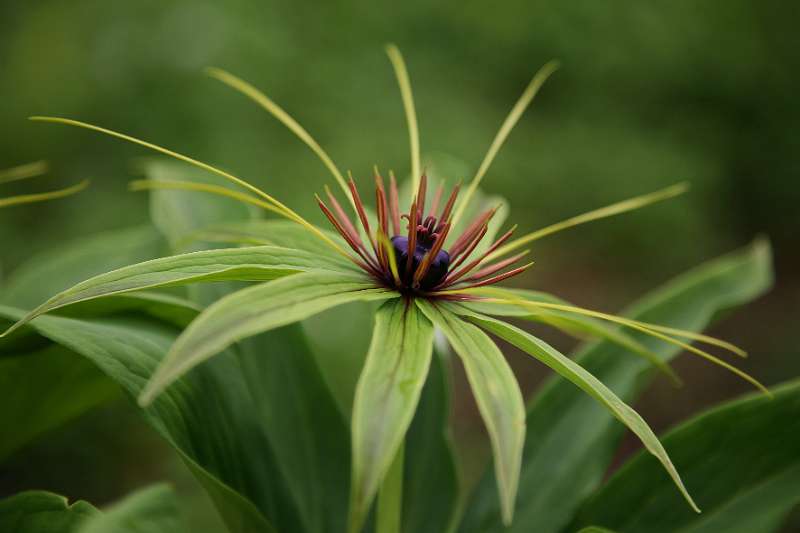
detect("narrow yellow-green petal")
(0, 179), (88, 209)
(0, 160), (48, 184)
(452, 60), (559, 226)
(487, 182), (689, 261)
(205, 67), (352, 204)
(385, 44), (421, 197)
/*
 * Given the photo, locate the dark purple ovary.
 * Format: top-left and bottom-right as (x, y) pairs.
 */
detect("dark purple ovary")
(391, 236), (450, 290)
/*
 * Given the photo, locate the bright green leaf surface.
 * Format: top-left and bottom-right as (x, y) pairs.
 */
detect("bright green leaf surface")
(141, 271), (394, 405)
(457, 238), (773, 533)
(54, 292), (201, 328)
(2, 245), (352, 338)
(572, 379), (800, 533)
(0, 491), (98, 533)
(464, 311), (698, 512)
(349, 299), (434, 533)
(79, 484), (186, 533)
(0, 345), (117, 462)
(417, 300), (525, 526)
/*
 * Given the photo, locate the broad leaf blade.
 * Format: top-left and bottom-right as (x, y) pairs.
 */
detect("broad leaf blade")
(349, 299), (434, 533)
(0, 491), (98, 533)
(457, 238), (773, 533)
(79, 484), (186, 533)
(572, 379), (800, 533)
(2, 245), (352, 338)
(145, 161), (355, 533)
(0, 345), (117, 462)
(235, 325), (351, 533)
(417, 300), (525, 525)
(0, 306), (277, 533)
(464, 311), (698, 512)
(141, 271), (395, 405)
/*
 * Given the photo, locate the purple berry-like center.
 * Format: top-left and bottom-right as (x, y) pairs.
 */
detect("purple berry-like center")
(391, 235), (450, 289)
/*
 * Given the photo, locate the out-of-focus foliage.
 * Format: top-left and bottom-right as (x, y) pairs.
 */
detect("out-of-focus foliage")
(1, 0), (797, 530)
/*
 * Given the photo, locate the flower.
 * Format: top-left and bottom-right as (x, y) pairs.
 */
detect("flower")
(317, 172), (531, 295)
(6, 45), (769, 533)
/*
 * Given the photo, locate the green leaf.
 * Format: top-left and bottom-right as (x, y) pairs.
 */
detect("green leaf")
(0, 345), (117, 462)
(0, 306), (277, 533)
(145, 158), (355, 533)
(79, 484), (186, 533)
(463, 288), (679, 383)
(51, 292), (201, 327)
(0, 491), (98, 533)
(376, 444), (404, 533)
(191, 219), (347, 259)
(416, 300), (525, 526)
(140, 271), (395, 405)
(571, 379), (800, 533)
(1, 226), (163, 309)
(577, 528), (618, 533)
(2, 245), (354, 338)
(403, 346), (461, 533)
(234, 324), (352, 533)
(349, 299), (434, 533)
(464, 311), (698, 512)
(457, 238), (773, 533)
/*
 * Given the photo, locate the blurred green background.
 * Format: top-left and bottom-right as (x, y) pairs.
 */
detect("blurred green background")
(1, 0), (798, 529)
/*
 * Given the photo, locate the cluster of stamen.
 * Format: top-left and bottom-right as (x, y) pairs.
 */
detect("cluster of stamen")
(317, 172), (531, 296)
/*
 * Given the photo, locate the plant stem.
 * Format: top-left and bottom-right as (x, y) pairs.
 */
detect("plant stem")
(376, 442), (404, 533)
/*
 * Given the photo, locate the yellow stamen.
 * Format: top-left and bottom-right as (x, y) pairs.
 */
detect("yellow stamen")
(205, 67), (353, 208)
(0, 179), (88, 208)
(452, 60), (559, 226)
(385, 44), (421, 199)
(377, 230), (402, 286)
(486, 182), (690, 262)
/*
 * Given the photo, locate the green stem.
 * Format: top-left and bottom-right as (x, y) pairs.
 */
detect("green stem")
(376, 442), (405, 533)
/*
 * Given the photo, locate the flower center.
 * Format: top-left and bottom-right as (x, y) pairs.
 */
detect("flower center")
(391, 234), (450, 290)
